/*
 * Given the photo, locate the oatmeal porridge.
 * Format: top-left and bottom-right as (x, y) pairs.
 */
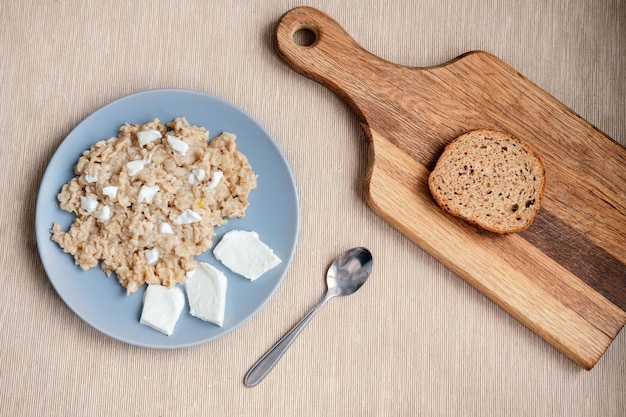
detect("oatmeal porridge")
(51, 117), (257, 294)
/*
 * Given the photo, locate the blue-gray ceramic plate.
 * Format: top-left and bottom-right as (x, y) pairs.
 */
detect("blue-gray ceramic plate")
(35, 89), (299, 349)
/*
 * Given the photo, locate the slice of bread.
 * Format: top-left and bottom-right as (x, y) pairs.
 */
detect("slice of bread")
(428, 129), (545, 234)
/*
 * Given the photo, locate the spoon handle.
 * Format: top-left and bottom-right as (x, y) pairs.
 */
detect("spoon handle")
(244, 294), (333, 387)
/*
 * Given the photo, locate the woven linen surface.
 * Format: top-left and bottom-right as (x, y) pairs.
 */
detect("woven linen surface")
(1, 0), (624, 416)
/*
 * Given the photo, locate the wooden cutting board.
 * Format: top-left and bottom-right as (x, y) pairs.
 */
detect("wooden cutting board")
(274, 7), (626, 370)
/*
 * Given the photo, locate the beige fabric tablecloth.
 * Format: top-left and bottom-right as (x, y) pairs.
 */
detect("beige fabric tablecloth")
(2, 0), (624, 415)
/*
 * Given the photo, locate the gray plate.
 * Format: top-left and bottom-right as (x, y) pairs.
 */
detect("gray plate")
(35, 89), (299, 348)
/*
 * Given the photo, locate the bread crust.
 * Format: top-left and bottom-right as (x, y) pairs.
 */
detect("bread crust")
(428, 129), (546, 234)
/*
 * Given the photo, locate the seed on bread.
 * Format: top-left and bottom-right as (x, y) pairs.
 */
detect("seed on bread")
(428, 129), (545, 234)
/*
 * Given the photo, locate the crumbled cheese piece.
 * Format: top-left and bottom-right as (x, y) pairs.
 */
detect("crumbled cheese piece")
(192, 169), (206, 181)
(93, 205), (112, 221)
(213, 230), (281, 280)
(144, 247), (160, 265)
(137, 129), (162, 147)
(84, 174), (98, 183)
(187, 168), (206, 185)
(139, 285), (185, 336)
(126, 158), (149, 177)
(80, 196), (98, 213)
(184, 263), (228, 327)
(167, 135), (189, 156)
(102, 185), (118, 199)
(174, 209), (202, 225)
(207, 171), (223, 190)
(137, 185), (159, 204)
(159, 222), (174, 235)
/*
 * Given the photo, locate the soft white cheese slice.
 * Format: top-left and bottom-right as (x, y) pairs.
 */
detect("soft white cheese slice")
(144, 247), (160, 265)
(174, 209), (202, 225)
(137, 129), (162, 147)
(206, 171), (223, 190)
(184, 262), (228, 327)
(166, 135), (189, 156)
(80, 195), (98, 213)
(213, 230), (281, 280)
(102, 185), (118, 199)
(93, 205), (112, 221)
(137, 185), (159, 204)
(139, 285), (185, 336)
(159, 222), (174, 235)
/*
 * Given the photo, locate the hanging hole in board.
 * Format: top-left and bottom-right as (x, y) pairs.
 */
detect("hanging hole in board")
(292, 26), (318, 47)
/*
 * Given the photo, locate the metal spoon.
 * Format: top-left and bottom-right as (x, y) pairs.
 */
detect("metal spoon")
(244, 247), (373, 387)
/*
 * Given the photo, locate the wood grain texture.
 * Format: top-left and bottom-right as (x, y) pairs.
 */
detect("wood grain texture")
(274, 6), (626, 370)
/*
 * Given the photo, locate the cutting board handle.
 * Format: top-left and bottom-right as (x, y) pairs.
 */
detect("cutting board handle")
(274, 6), (389, 113)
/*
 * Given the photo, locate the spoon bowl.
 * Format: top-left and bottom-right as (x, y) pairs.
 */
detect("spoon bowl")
(326, 247), (373, 297)
(244, 247), (373, 387)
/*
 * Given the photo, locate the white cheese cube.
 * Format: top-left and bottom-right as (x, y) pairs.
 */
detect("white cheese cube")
(93, 205), (112, 221)
(166, 135), (189, 156)
(126, 159), (147, 176)
(187, 169), (207, 185)
(84, 174), (98, 183)
(102, 185), (118, 199)
(207, 171), (223, 190)
(159, 222), (174, 235)
(144, 247), (160, 265)
(192, 169), (206, 181)
(137, 185), (159, 204)
(213, 230), (281, 280)
(184, 263), (228, 327)
(174, 209), (202, 225)
(80, 196), (98, 213)
(137, 129), (162, 147)
(139, 285), (185, 336)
